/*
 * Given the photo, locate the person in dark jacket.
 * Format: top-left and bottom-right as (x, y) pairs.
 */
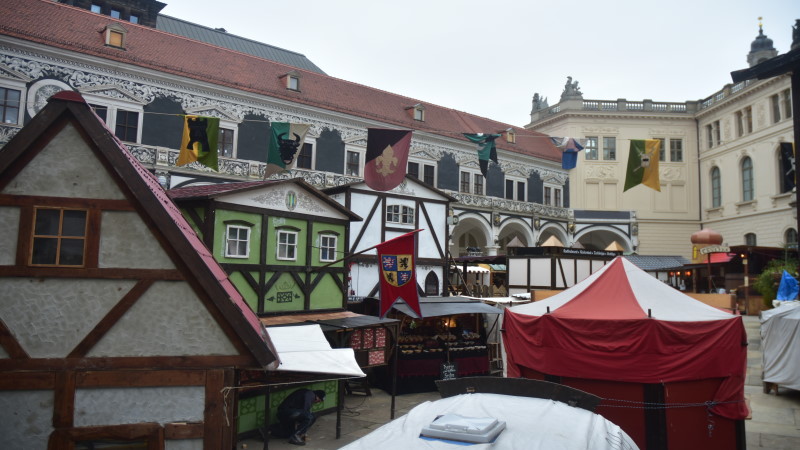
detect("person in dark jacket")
(276, 388), (325, 446)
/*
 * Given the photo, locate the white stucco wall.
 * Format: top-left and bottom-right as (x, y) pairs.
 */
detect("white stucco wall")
(0, 123), (125, 200)
(88, 281), (237, 357)
(0, 278), (136, 358)
(0, 390), (53, 449)
(74, 386), (204, 427)
(99, 211), (175, 269)
(0, 206), (19, 265)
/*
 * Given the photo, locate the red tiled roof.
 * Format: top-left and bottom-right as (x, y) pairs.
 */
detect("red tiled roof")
(1, 0), (561, 163)
(168, 180), (277, 199)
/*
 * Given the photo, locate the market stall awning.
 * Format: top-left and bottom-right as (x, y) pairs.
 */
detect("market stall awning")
(451, 265), (490, 273)
(265, 324), (365, 377)
(392, 298), (501, 317)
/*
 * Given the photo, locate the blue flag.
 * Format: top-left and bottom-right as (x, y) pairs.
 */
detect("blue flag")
(550, 137), (584, 170)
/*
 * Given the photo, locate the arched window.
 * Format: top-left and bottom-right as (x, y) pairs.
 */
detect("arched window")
(711, 167), (721, 208)
(744, 233), (757, 246)
(424, 271), (439, 295)
(786, 228), (798, 249)
(741, 157), (754, 201)
(779, 143), (796, 193)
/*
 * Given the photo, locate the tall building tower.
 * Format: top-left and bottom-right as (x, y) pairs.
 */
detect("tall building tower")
(747, 18), (779, 67)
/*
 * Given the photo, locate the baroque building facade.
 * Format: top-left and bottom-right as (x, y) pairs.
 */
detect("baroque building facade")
(0, 0), (639, 285)
(526, 21), (796, 259)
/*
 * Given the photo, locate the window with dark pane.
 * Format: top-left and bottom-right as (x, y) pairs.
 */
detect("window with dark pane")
(217, 128), (234, 157)
(1, 87), (21, 125)
(407, 162), (419, 179)
(423, 164), (435, 185)
(89, 104), (108, 123)
(31, 208), (87, 266)
(114, 109), (139, 142)
(297, 143), (313, 169)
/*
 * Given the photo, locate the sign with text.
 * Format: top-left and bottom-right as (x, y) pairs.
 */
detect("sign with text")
(700, 245), (730, 255)
(440, 362), (458, 381)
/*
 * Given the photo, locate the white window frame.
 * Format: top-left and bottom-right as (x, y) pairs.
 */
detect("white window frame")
(543, 182), (563, 207)
(225, 225), (250, 258)
(412, 104), (425, 121)
(288, 75), (300, 91)
(602, 136), (616, 161)
(584, 136), (598, 160)
(0, 80), (25, 126)
(460, 171), (471, 193)
(407, 159), (435, 185)
(505, 177), (526, 201)
(669, 138), (683, 162)
(277, 230), (298, 261)
(319, 234), (337, 262)
(80, 93), (144, 144)
(295, 139), (316, 170)
(345, 148), (363, 177)
(473, 173), (484, 195)
(386, 204), (414, 225)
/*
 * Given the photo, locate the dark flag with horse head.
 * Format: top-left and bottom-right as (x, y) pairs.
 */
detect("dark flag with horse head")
(265, 122), (311, 177)
(178, 115), (219, 170)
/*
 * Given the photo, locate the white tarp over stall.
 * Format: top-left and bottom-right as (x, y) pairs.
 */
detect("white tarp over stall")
(760, 301), (800, 390)
(266, 324), (365, 377)
(340, 392), (637, 450)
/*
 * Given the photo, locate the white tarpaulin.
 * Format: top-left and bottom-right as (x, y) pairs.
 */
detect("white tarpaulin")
(760, 302), (800, 390)
(340, 393), (638, 450)
(265, 324), (365, 377)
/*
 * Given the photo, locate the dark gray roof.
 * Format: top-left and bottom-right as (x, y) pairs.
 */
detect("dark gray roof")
(623, 255), (689, 272)
(156, 15), (326, 74)
(392, 297), (502, 318)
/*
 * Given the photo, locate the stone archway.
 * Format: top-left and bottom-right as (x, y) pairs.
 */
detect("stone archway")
(537, 224), (569, 247)
(450, 214), (492, 257)
(497, 218), (533, 255)
(574, 227), (632, 252)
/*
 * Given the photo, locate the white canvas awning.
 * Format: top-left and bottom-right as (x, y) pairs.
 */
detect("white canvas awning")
(452, 266), (490, 273)
(266, 324), (365, 377)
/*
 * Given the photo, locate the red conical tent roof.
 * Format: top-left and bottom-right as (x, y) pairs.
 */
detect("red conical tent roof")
(503, 257), (747, 420)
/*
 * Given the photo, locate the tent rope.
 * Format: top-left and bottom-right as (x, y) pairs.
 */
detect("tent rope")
(598, 398), (743, 409)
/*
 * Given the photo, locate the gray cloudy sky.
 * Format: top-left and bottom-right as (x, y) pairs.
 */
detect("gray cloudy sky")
(161, 0), (797, 126)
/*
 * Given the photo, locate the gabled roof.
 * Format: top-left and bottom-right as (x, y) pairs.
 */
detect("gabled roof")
(509, 257), (733, 321)
(0, 91), (276, 366)
(168, 178), (362, 221)
(2, 0), (561, 163)
(156, 14), (326, 74)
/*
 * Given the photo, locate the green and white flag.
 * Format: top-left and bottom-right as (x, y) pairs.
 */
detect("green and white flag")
(265, 122), (311, 177)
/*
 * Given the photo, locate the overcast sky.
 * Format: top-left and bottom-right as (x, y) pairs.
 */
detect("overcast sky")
(160, 0), (797, 126)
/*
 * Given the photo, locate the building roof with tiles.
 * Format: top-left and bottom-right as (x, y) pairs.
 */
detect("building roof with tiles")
(1, 0), (561, 164)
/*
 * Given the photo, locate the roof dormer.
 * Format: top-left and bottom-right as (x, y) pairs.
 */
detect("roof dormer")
(406, 103), (425, 122)
(102, 23), (127, 49)
(505, 128), (516, 144)
(280, 70), (302, 91)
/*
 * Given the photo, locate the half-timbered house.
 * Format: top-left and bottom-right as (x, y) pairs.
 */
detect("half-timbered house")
(0, 91), (276, 449)
(168, 179), (361, 315)
(323, 176), (455, 298)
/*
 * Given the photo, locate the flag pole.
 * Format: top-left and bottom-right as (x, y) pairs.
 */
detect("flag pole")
(318, 229), (424, 269)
